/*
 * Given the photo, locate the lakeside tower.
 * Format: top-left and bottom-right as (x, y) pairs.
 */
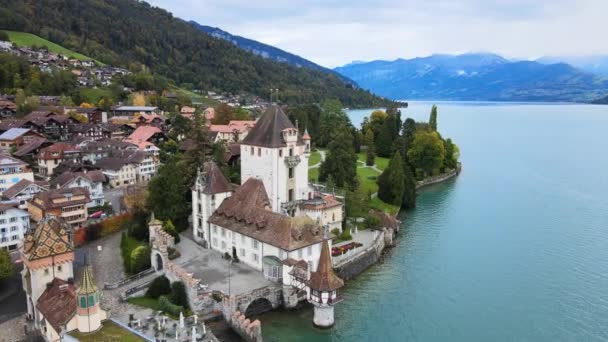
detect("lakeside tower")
(308, 238), (344, 328)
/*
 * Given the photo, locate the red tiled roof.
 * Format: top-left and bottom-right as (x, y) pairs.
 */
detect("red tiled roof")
(125, 125), (162, 145)
(36, 278), (76, 334)
(309, 239), (344, 291)
(38, 143), (79, 160)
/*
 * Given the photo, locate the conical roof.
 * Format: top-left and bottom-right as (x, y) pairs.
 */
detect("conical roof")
(241, 105), (300, 147)
(77, 254), (98, 295)
(309, 239), (344, 292)
(200, 161), (232, 194)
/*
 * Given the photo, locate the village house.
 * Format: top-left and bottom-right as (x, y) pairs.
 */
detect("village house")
(52, 170), (106, 207)
(95, 150), (156, 187)
(111, 106), (162, 117)
(77, 138), (137, 164)
(0, 202), (31, 251)
(2, 179), (50, 210)
(28, 187), (90, 228)
(12, 138), (53, 162)
(0, 99), (16, 118)
(124, 125), (166, 155)
(180, 106), (196, 120)
(131, 113), (166, 129)
(0, 154), (35, 195)
(0, 128), (45, 152)
(70, 123), (112, 141)
(37, 143), (81, 177)
(23, 111), (76, 141)
(209, 120), (256, 143)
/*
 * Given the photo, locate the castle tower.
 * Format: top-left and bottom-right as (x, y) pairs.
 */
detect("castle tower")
(20, 217), (74, 326)
(76, 254), (107, 333)
(302, 128), (311, 154)
(240, 105), (311, 214)
(192, 161), (233, 246)
(308, 239), (344, 328)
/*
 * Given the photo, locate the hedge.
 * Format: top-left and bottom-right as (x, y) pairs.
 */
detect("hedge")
(159, 295), (184, 317)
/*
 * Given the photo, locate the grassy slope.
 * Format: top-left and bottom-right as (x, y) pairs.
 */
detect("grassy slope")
(69, 320), (145, 342)
(4, 31), (99, 62)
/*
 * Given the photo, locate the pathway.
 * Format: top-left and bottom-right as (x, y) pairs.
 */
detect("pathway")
(308, 150), (326, 169)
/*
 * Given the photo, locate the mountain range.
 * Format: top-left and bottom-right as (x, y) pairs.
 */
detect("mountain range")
(536, 56), (608, 77)
(0, 0), (389, 107)
(335, 53), (608, 102)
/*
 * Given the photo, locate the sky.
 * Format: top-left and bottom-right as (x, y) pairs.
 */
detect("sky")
(145, 0), (608, 68)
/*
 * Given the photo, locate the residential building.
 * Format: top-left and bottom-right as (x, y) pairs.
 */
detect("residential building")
(12, 137), (52, 161)
(37, 143), (81, 177)
(209, 120), (256, 143)
(0, 202), (31, 251)
(124, 125), (166, 156)
(52, 170), (106, 207)
(2, 179), (50, 210)
(28, 187), (90, 228)
(0, 154), (35, 195)
(0, 128), (44, 152)
(111, 106), (161, 117)
(70, 123), (112, 141)
(95, 150), (156, 187)
(77, 138), (137, 164)
(0, 99), (17, 118)
(23, 111), (76, 141)
(180, 106), (196, 120)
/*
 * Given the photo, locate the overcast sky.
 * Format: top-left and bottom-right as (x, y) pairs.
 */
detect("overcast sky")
(145, 0), (607, 68)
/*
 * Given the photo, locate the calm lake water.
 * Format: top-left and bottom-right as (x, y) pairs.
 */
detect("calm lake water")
(259, 102), (608, 341)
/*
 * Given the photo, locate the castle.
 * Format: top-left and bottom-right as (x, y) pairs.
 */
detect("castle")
(192, 105), (345, 326)
(21, 217), (106, 341)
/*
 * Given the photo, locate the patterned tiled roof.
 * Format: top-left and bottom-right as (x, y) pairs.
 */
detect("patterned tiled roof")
(23, 217), (73, 261)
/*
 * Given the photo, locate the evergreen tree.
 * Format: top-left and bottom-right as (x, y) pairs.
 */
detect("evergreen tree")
(319, 124), (357, 189)
(317, 99), (350, 147)
(375, 119), (394, 158)
(146, 276), (171, 299)
(377, 152), (406, 206)
(402, 160), (417, 209)
(429, 105), (438, 131)
(169, 281), (190, 310)
(364, 128), (374, 147)
(402, 118), (416, 148)
(366, 144), (375, 166)
(147, 157), (190, 229)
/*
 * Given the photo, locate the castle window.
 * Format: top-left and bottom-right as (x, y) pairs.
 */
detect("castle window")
(44, 268), (49, 275)
(258, 148), (261, 156)
(57, 265), (62, 272)
(289, 148), (293, 156)
(288, 168), (294, 179)
(279, 149), (283, 157)
(252, 240), (259, 250)
(80, 297), (86, 308)
(251, 147), (254, 155)
(88, 295), (95, 307)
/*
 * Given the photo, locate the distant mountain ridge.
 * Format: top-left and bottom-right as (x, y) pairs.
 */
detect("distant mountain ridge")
(190, 22), (352, 83)
(537, 56), (608, 77)
(335, 53), (608, 102)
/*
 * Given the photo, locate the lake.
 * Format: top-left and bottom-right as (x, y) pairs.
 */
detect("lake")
(259, 102), (608, 341)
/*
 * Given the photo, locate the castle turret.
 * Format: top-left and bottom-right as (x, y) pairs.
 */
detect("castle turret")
(302, 128), (311, 154)
(192, 161), (233, 246)
(76, 254), (106, 333)
(308, 239), (344, 328)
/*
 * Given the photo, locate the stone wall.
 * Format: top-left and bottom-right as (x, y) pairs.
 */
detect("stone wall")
(416, 163), (462, 190)
(335, 230), (387, 281)
(226, 310), (262, 342)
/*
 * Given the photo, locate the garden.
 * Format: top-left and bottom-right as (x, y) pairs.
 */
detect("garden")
(331, 242), (363, 257)
(126, 275), (191, 318)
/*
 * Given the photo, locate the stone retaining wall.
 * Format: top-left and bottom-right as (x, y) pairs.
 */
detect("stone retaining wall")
(335, 230), (388, 280)
(226, 310), (262, 342)
(416, 163), (462, 190)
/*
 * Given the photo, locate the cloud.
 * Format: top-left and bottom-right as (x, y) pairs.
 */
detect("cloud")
(146, 0), (608, 67)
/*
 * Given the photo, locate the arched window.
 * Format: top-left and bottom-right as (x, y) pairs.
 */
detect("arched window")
(80, 296), (86, 308)
(88, 295), (95, 307)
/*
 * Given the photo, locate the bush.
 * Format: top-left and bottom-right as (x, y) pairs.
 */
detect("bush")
(331, 228), (340, 238)
(162, 220), (180, 244)
(159, 295), (184, 317)
(169, 281), (190, 310)
(130, 246), (151, 274)
(101, 213), (133, 236)
(0, 249), (13, 283)
(340, 227), (352, 241)
(146, 276), (171, 299)
(365, 215), (380, 229)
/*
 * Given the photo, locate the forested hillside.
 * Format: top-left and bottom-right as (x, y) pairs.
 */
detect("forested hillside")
(0, 0), (389, 107)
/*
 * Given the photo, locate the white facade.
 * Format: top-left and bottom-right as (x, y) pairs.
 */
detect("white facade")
(0, 206), (30, 251)
(3, 182), (48, 210)
(240, 133), (311, 213)
(206, 223), (324, 272)
(192, 185), (231, 245)
(61, 176), (104, 207)
(136, 155), (158, 183)
(0, 158), (34, 195)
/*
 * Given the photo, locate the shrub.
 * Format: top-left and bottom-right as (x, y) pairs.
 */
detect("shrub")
(340, 227), (352, 241)
(169, 281), (190, 310)
(331, 228), (340, 238)
(159, 295), (184, 317)
(167, 247), (180, 260)
(146, 276), (171, 299)
(162, 220), (180, 244)
(130, 246), (151, 274)
(365, 215), (380, 229)
(101, 212), (133, 236)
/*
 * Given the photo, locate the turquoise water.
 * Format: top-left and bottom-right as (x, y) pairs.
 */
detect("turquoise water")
(260, 102), (608, 341)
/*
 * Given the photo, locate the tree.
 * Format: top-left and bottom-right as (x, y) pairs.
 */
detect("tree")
(162, 220), (180, 243)
(146, 276), (171, 299)
(213, 103), (235, 124)
(429, 105), (438, 131)
(132, 92), (146, 106)
(0, 249), (13, 283)
(402, 118), (416, 149)
(407, 131), (445, 177)
(375, 119), (394, 158)
(377, 152), (406, 206)
(317, 99), (350, 147)
(319, 124), (358, 189)
(366, 144), (375, 166)
(169, 281), (190, 310)
(130, 245), (151, 273)
(147, 157), (190, 230)
(363, 128), (374, 147)
(442, 138), (460, 170)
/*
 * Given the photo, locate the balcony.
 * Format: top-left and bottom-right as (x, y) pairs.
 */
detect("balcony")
(281, 200), (303, 212)
(284, 155), (301, 168)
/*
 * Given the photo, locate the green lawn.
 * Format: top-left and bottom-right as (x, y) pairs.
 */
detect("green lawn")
(356, 167), (380, 195)
(369, 196), (399, 215)
(4, 31), (100, 63)
(356, 152), (389, 171)
(308, 167), (319, 182)
(69, 320), (145, 342)
(80, 87), (113, 104)
(309, 151), (322, 166)
(127, 296), (161, 311)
